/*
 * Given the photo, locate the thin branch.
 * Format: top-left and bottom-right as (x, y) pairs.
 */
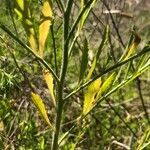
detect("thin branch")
(101, 0), (125, 48)
(51, 23), (58, 75)
(56, 0), (65, 13)
(0, 23), (59, 83)
(64, 47), (150, 100)
(6, 0), (19, 37)
(51, 0), (74, 149)
(0, 36), (35, 92)
(66, 0), (94, 44)
(136, 77), (150, 124)
(106, 99), (137, 138)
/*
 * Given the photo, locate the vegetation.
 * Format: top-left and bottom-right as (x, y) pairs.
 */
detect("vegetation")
(0, 0), (149, 149)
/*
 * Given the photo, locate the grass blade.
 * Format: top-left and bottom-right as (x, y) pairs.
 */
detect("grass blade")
(137, 128), (150, 150)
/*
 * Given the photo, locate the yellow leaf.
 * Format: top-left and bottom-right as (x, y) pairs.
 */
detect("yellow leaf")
(39, 0), (53, 58)
(16, 0), (24, 10)
(15, 0), (37, 52)
(31, 92), (54, 130)
(14, 8), (23, 19)
(24, 19), (37, 52)
(43, 70), (56, 106)
(96, 73), (116, 100)
(83, 78), (102, 115)
(0, 119), (4, 131)
(124, 34), (141, 60)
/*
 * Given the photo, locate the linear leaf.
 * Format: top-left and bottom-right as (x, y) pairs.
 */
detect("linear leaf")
(14, 8), (23, 19)
(15, 0), (37, 52)
(39, 0), (53, 58)
(83, 78), (102, 115)
(96, 72), (116, 100)
(86, 25), (109, 81)
(16, 0), (24, 10)
(24, 18), (37, 52)
(124, 33), (141, 60)
(43, 70), (56, 106)
(137, 128), (150, 150)
(79, 38), (89, 83)
(79, 0), (97, 31)
(68, 0), (97, 56)
(31, 92), (54, 130)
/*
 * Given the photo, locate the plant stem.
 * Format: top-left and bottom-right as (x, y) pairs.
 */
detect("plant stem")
(0, 23), (59, 83)
(64, 46), (150, 101)
(66, 0), (94, 44)
(56, 0), (65, 12)
(51, 1), (73, 149)
(136, 77), (150, 124)
(101, 0), (125, 48)
(51, 83), (64, 150)
(51, 24), (58, 75)
(106, 99), (137, 138)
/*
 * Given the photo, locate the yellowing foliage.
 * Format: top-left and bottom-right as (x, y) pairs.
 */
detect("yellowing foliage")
(15, 0), (53, 57)
(15, 0), (37, 52)
(83, 73), (115, 116)
(124, 34), (141, 60)
(15, 0), (55, 107)
(39, 0), (53, 58)
(83, 78), (102, 115)
(43, 70), (56, 106)
(31, 92), (54, 130)
(96, 73), (116, 100)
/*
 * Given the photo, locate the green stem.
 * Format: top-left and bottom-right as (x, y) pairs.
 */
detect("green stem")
(66, 0), (94, 45)
(0, 36), (35, 92)
(51, 1), (73, 149)
(51, 83), (64, 150)
(55, 61), (149, 144)
(64, 46), (150, 101)
(0, 23), (59, 83)
(51, 24), (58, 75)
(106, 99), (137, 138)
(136, 76), (150, 124)
(56, 0), (65, 12)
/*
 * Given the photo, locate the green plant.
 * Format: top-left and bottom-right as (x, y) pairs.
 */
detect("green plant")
(0, 0), (149, 149)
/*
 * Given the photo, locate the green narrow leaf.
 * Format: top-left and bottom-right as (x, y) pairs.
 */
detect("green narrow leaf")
(137, 128), (150, 150)
(86, 25), (109, 81)
(31, 92), (54, 130)
(68, 0), (97, 56)
(137, 58), (150, 73)
(83, 78), (102, 115)
(79, 0), (97, 31)
(120, 60), (149, 89)
(124, 61), (132, 80)
(79, 38), (89, 83)
(96, 72), (116, 100)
